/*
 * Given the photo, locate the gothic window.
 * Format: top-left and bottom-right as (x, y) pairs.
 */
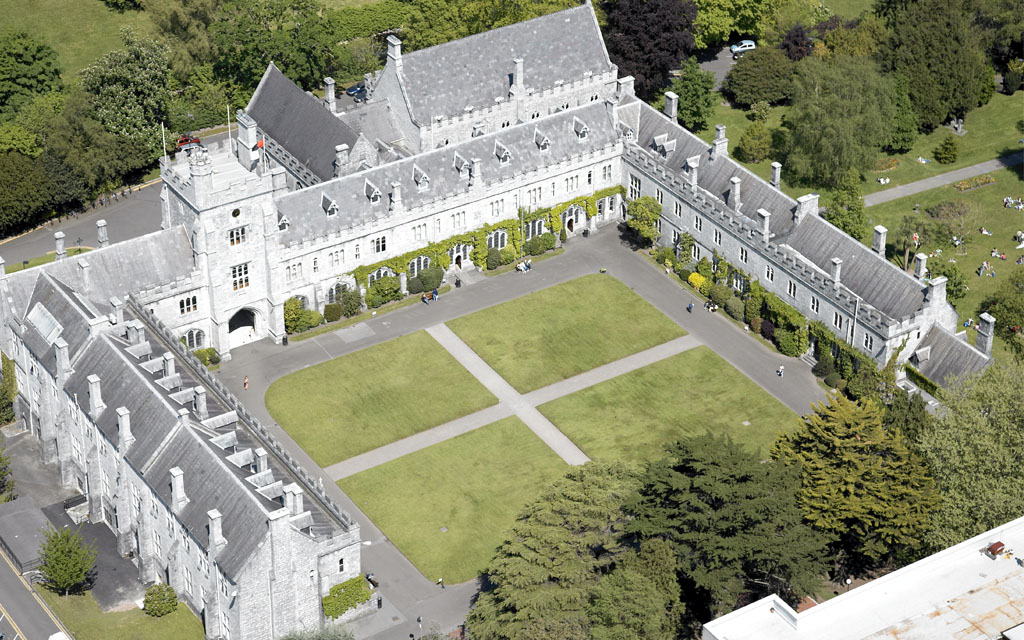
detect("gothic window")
(673, 201), (682, 217)
(787, 280), (797, 297)
(313, 257), (318, 273)
(184, 329), (205, 349)
(629, 175), (640, 200)
(739, 247), (748, 263)
(694, 216), (703, 232)
(656, 188), (663, 204)
(338, 558), (344, 573)
(863, 333), (874, 350)
(714, 229), (722, 245)
(524, 219), (545, 240)
(286, 262), (303, 282)
(327, 282), (346, 304)
(587, 170), (592, 185)
(228, 226), (246, 246)
(691, 244), (700, 260)
(408, 255), (431, 277)
(231, 264), (249, 290)
(354, 244), (360, 260)
(765, 265), (775, 282)
(833, 311), (844, 330)
(672, 229), (680, 245)
(602, 164), (612, 181)
(372, 236), (386, 254)
(487, 230), (508, 250)
(367, 266), (394, 285)
(811, 296), (820, 314)
(447, 244), (470, 262)
(590, 93), (599, 101)
(179, 295), (198, 315)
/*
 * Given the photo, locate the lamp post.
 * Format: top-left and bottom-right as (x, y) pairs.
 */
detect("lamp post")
(845, 577), (853, 592)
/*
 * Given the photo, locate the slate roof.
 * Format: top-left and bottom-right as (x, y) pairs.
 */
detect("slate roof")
(21, 274), (95, 378)
(396, 4), (612, 123)
(275, 100), (617, 244)
(337, 101), (405, 149)
(246, 63), (362, 181)
(912, 326), (990, 387)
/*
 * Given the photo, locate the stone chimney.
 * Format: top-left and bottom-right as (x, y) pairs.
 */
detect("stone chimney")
(926, 275), (947, 308)
(711, 125), (728, 161)
(162, 352), (175, 378)
(512, 57), (525, 97)
(283, 483), (304, 516)
(127, 320), (144, 345)
(387, 35), (403, 72)
(324, 77), (336, 113)
(795, 193), (818, 225)
(390, 181), (402, 213)
(208, 509), (227, 556)
(977, 312), (995, 356)
(193, 386), (208, 419)
(189, 147), (214, 195)
(87, 374), (104, 417)
(831, 258), (843, 290)
(771, 162), (782, 189)
(55, 232), (66, 262)
(96, 219), (108, 248)
(914, 253), (928, 280)
(170, 467), (188, 514)
(685, 155), (700, 187)
(333, 144), (349, 178)
(117, 406), (134, 452)
(872, 225), (887, 257)
(109, 296), (123, 325)
(177, 407), (189, 429)
(55, 337), (71, 383)
(235, 111), (259, 171)
(757, 209), (771, 245)
(663, 91), (678, 123)
(255, 447), (268, 473)
(729, 176), (742, 211)
(616, 76), (635, 97)
(471, 158), (482, 189)
(77, 258), (89, 293)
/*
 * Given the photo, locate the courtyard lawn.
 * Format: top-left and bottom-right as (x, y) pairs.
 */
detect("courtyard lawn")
(538, 345), (800, 463)
(338, 417), (568, 583)
(266, 331), (497, 466)
(862, 165), (1024, 364)
(39, 589), (204, 640)
(446, 274), (685, 393)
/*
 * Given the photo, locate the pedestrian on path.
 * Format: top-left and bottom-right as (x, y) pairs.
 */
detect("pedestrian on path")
(437, 577), (444, 589)
(244, 376), (249, 390)
(432, 287), (439, 301)
(687, 302), (693, 313)
(777, 365), (784, 378)
(422, 294), (430, 305)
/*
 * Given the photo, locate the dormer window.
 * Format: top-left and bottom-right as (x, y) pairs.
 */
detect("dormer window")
(320, 193), (338, 217)
(454, 153), (471, 178)
(534, 129), (550, 152)
(278, 215), (290, 231)
(573, 117), (589, 140)
(494, 141), (511, 166)
(413, 165), (430, 192)
(652, 133), (676, 157)
(472, 123), (485, 137)
(364, 179), (381, 204)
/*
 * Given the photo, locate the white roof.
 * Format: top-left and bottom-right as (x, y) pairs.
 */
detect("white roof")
(704, 514), (1024, 640)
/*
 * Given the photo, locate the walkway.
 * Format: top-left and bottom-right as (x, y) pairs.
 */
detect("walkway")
(865, 152), (1023, 207)
(326, 332), (701, 479)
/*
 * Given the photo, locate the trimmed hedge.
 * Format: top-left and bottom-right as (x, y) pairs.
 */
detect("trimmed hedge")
(192, 348), (221, 367)
(407, 276), (424, 294)
(486, 247), (502, 270)
(324, 304), (343, 323)
(322, 576), (371, 620)
(144, 583), (178, 617)
(419, 265), (443, 292)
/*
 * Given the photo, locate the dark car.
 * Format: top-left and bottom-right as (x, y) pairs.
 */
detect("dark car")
(345, 83), (364, 97)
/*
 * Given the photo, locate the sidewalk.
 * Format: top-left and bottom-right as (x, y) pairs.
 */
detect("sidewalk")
(865, 152), (1023, 207)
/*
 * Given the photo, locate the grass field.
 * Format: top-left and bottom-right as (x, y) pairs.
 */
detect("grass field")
(826, 0), (873, 18)
(862, 165), (1024, 364)
(446, 274), (685, 393)
(338, 417), (568, 583)
(6, 248), (92, 274)
(266, 331), (497, 466)
(539, 346), (801, 463)
(4, 0), (154, 77)
(40, 589), (204, 640)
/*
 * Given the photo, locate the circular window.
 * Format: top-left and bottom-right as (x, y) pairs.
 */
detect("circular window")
(232, 208), (241, 218)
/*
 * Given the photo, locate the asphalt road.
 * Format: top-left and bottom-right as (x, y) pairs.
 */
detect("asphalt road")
(696, 45), (736, 91)
(0, 547), (62, 640)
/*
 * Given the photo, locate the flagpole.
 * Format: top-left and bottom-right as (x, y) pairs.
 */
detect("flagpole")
(161, 122), (167, 163)
(226, 104), (232, 153)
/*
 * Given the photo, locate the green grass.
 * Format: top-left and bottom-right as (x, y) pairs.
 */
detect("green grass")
(39, 589), (204, 640)
(290, 285), (451, 342)
(338, 417), (568, 583)
(539, 346), (801, 463)
(826, 0), (873, 18)
(266, 330), (497, 466)
(482, 247), (564, 276)
(446, 274), (685, 393)
(4, 0), (154, 77)
(861, 165), (1024, 364)
(6, 248), (92, 273)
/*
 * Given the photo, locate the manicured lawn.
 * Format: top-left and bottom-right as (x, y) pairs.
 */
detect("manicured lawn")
(39, 589), (204, 640)
(827, 0), (873, 18)
(446, 274), (685, 393)
(338, 417), (568, 583)
(538, 346), (801, 463)
(4, 0), (154, 76)
(862, 165), (1024, 364)
(7, 248), (91, 274)
(266, 331), (497, 466)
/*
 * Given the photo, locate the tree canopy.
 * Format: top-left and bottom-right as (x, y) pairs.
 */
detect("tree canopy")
(657, 57), (715, 132)
(626, 196), (662, 247)
(40, 526), (97, 596)
(692, 0), (785, 48)
(723, 47), (795, 107)
(604, 0), (697, 100)
(982, 266), (1024, 359)
(0, 31), (61, 122)
(823, 167), (868, 239)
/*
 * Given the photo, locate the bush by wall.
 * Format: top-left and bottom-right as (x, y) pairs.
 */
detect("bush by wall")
(709, 283), (732, 307)
(419, 266), (444, 292)
(322, 576), (371, 620)
(192, 348), (221, 368)
(144, 583), (178, 617)
(341, 288), (362, 317)
(486, 247), (502, 270)
(724, 296), (745, 321)
(407, 276), (423, 294)
(324, 303), (343, 323)
(905, 365), (939, 396)
(365, 276), (402, 309)
(687, 272), (707, 292)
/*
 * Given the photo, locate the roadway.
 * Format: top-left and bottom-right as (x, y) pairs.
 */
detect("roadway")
(0, 546), (63, 640)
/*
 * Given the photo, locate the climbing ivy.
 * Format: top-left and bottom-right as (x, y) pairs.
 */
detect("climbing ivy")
(321, 576), (371, 619)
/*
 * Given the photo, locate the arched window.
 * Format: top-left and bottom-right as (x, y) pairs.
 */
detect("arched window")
(486, 230), (507, 250)
(447, 244), (470, 263)
(524, 219), (545, 240)
(184, 329), (205, 349)
(327, 282), (347, 304)
(367, 266), (394, 285)
(372, 236), (386, 254)
(293, 295), (309, 310)
(408, 255), (431, 278)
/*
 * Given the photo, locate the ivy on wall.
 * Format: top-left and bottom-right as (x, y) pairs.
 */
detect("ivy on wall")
(322, 576), (371, 620)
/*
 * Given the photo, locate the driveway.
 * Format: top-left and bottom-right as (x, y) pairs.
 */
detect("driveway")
(696, 45), (736, 91)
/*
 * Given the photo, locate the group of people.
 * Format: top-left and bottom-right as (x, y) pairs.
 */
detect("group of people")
(1003, 196), (1023, 210)
(515, 259), (533, 273)
(876, 176), (891, 185)
(978, 259), (998, 277)
(421, 287), (440, 305)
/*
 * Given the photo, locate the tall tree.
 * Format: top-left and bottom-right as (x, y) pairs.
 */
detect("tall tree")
(0, 31), (61, 121)
(723, 47), (795, 107)
(626, 196), (662, 247)
(917, 362), (1024, 549)
(604, 0), (697, 100)
(823, 167), (867, 239)
(627, 435), (827, 618)
(882, 388), (931, 444)
(146, 0), (223, 81)
(692, 0), (785, 48)
(773, 393), (939, 567)
(656, 57), (715, 131)
(981, 266), (1024, 359)
(39, 526), (97, 596)
(0, 151), (52, 233)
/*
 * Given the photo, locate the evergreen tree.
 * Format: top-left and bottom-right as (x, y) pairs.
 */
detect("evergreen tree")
(39, 526), (97, 596)
(735, 120), (773, 163)
(627, 434), (828, 619)
(0, 31), (61, 121)
(823, 168), (867, 239)
(882, 388), (930, 444)
(773, 393), (939, 567)
(933, 134), (959, 164)
(658, 57), (715, 132)
(626, 196), (662, 247)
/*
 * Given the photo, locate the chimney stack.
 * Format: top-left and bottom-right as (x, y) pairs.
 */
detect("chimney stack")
(96, 220), (108, 248)
(872, 225), (887, 257)
(663, 91), (678, 123)
(87, 374), (104, 417)
(977, 312), (995, 356)
(127, 320), (144, 345)
(616, 76), (635, 98)
(795, 193), (818, 225)
(387, 35), (403, 72)
(283, 483), (304, 516)
(471, 158), (481, 188)
(729, 176), (742, 211)
(208, 509), (227, 556)
(831, 258), (843, 290)
(109, 296), (123, 325)
(324, 77), (336, 113)
(711, 125), (728, 161)
(512, 57), (525, 96)
(770, 162), (782, 189)
(193, 386), (208, 419)
(757, 208), (771, 245)
(333, 144), (349, 178)
(55, 337), (71, 383)
(55, 232), (66, 262)
(162, 352), (175, 378)
(76, 259), (90, 292)
(170, 467), (188, 514)
(926, 275), (947, 308)
(914, 253), (928, 280)
(685, 155), (700, 187)
(255, 447), (268, 473)
(117, 406), (134, 452)
(390, 181), (402, 212)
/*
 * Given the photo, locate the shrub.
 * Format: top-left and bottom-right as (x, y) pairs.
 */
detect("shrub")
(540, 232), (557, 251)
(341, 288), (362, 317)
(709, 283), (732, 307)
(774, 328), (804, 356)
(735, 120), (773, 163)
(1004, 69), (1022, 95)
(687, 272), (707, 292)
(283, 297), (304, 334)
(925, 200), (970, 219)
(933, 134), (959, 164)
(486, 247), (502, 270)
(192, 348), (220, 367)
(419, 265), (444, 291)
(322, 576), (372, 620)
(812, 352), (836, 378)
(748, 100), (771, 122)
(324, 303), (343, 323)
(724, 296), (745, 320)
(366, 276), (402, 309)
(524, 236), (544, 256)
(303, 310), (323, 329)
(760, 317), (775, 341)
(559, 226), (567, 243)
(653, 246), (676, 267)
(500, 245), (517, 265)
(406, 276), (423, 294)
(144, 583), (178, 617)
(674, 265), (692, 281)
(750, 317), (762, 334)
(824, 372), (841, 388)
(696, 257), (714, 280)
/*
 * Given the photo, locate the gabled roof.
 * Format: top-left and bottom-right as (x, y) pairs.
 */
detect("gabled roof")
(246, 63), (363, 181)
(395, 4), (612, 123)
(911, 326), (990, 387)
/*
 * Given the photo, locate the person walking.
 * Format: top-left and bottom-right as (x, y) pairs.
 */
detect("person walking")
(777, 365), (784, 378)
(244, 376), (249, 390)
(687, 302), (693, 313)
(432, 287), (439, 301)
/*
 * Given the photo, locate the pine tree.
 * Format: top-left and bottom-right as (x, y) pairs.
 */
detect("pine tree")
(773, 393), (938, 567)
(39, 526), (97, 596)
(824, 168), (868, 239)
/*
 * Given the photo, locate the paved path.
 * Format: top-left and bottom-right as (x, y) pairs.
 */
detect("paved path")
(326, 332), (701, 480)
(865, 152), (1023, 207)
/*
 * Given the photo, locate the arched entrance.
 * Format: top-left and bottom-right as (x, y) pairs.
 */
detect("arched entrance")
(448, 244), (470, 269)
(228, 308), (259, 349)
(562, 205), (583, 235)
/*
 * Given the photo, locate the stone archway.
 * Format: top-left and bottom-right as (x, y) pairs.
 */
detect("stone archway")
(228, 308), (259, 348)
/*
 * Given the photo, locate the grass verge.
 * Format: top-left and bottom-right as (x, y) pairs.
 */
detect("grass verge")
(290, 285), (451, 342)
(338, 417), (568, 583)
(446, 274), (685, 393)
(6, 248), (92, 274)
(39, 589), (204, 640)
(266, 330), (497, 466)
(481, 248), (564, 277)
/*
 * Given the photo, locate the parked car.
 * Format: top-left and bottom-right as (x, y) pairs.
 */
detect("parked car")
(176, 133), (200, 149)
(730, 40), (756, 59)
(345, 83), (364, 97)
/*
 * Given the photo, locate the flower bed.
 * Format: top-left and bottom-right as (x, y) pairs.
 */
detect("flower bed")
(953, 174), (996, 192)
(874, 156), (901, 172)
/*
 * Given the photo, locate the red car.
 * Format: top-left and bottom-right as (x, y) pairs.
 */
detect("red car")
(176, 133), (201, 149)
